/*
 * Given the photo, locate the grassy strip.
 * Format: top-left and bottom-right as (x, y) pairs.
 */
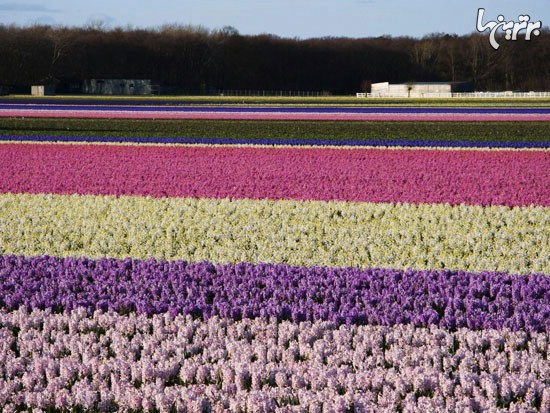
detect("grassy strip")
(3, 94), (550, 106)
(1, 118), (550, 142)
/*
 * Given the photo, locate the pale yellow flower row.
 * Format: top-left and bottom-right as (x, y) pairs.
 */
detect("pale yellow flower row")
(1, 193), (548, 274)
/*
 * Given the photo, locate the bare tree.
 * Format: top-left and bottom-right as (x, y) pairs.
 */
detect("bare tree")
(45, 26), (75, 84)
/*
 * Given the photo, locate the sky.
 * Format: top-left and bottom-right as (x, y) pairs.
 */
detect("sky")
(0, 0), (548, 39)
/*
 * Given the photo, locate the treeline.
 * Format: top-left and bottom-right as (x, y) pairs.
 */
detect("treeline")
(0, 24), (549, 94)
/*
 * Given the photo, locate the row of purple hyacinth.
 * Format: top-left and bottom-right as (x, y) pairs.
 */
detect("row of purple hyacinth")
(1, 308), (547, 412)
(1, 255), (548, 332)
(1, 134), (548, 148)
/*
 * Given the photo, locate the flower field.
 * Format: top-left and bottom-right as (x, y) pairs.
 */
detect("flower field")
(0, 101), (549, 412)
(1, 103), (550, 121)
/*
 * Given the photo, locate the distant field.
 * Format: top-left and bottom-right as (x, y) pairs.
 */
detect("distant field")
(3, 94), (550, 106)
(1, 99), (548, 412)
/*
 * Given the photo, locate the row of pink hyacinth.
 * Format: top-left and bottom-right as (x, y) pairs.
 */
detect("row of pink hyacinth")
(2, 109), (550, 121)
(1, 143), (548, 206)
(1, 308), (548, 412)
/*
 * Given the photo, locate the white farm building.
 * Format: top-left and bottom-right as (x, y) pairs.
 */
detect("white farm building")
(370, 81), (473, 98)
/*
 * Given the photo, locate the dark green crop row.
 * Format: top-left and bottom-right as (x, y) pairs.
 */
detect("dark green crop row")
(1, 118), (549, 142)
(4, 95), (550, 106)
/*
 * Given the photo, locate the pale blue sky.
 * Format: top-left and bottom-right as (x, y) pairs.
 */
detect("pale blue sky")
(0, 0), (548, 38)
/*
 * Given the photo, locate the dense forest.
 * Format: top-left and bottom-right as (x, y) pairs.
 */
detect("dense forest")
(0, 24), (549, 94)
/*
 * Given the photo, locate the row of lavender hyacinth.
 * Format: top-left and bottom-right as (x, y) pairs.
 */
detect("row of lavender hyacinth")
(1, 308), (547, 412)
(1, 255), (547, 333)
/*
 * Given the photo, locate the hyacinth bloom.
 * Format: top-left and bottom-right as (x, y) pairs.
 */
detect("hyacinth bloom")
(0, 104), (548, 411)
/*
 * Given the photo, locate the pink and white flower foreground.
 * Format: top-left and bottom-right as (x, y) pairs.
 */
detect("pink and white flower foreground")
(1, 308), (548, 412)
